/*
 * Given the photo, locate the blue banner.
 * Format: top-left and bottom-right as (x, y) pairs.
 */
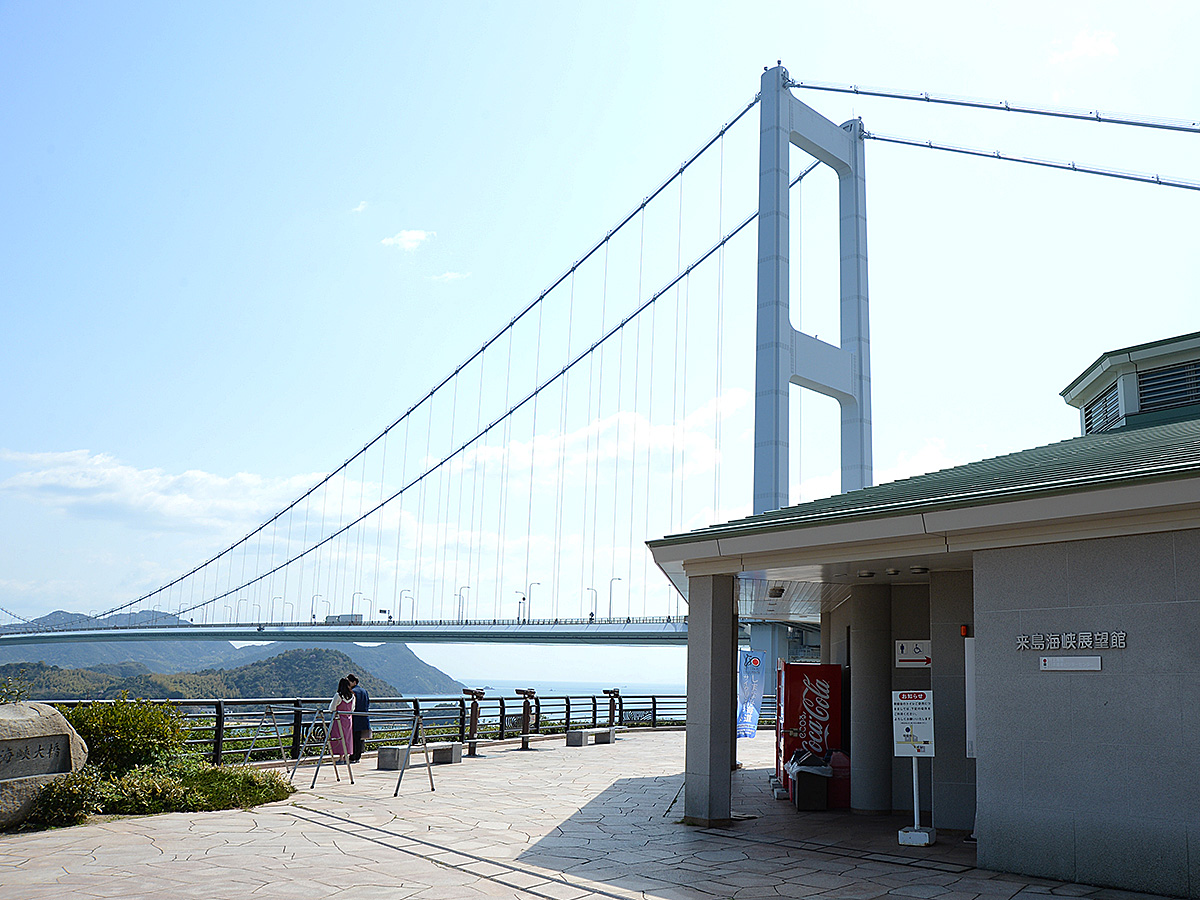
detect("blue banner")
(736, 650), (767, 738)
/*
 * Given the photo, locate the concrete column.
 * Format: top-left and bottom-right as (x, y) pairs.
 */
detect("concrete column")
(684, 573), (737, 826)
(753, 65), (793, 515)
(929, 571), (975, 830)
(849, 585), (891, 813)
(837, 118), (872, 491)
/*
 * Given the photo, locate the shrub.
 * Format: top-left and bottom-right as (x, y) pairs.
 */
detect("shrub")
(105, 766), (190, 816)
(175, 758), (294, 810)
(59, 694), (184, 774)
(26, 766), (110, 827)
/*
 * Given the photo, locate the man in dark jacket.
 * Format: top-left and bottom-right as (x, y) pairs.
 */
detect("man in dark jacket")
(347, 673), (370, 763)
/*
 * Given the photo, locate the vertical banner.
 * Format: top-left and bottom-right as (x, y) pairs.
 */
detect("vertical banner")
(736, 650), (766, 738)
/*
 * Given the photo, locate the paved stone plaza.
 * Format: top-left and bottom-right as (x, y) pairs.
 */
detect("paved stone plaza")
(0, 731), (1175, 899)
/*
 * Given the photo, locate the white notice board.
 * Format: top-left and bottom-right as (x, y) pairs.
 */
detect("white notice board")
(892, 690), (935, 757)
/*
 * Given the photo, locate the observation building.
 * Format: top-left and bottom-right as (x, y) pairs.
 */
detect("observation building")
(650, 330), (1200, 897)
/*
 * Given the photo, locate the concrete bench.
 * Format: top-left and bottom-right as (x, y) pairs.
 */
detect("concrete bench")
(376, 741), (462, 769)
(566, 727), (616, 747)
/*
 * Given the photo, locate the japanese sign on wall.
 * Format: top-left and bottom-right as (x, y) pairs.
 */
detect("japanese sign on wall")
(1016, 631), (1126, 651)
(892, 691), (935, 757)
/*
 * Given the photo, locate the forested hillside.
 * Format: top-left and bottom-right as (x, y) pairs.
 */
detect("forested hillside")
(1, 648), (400, 700)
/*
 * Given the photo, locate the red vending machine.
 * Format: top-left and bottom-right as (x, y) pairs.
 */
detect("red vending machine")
(776, 662), (843, 782)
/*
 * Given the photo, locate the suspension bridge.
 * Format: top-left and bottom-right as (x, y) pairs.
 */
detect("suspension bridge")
(3, 65), (1195, 649)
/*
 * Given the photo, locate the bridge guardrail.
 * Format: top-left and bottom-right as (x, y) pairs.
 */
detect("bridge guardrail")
(50, 691), (777, 765)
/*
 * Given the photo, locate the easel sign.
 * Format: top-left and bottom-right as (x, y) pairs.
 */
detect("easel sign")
(892, 690), (936, 847)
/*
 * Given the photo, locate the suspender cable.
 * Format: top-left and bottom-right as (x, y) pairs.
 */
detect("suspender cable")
(786, 78), (1200, 135)
(627, 208), (646, 614)
(467, 349), (486, 620)
(714, 128), (726, 518)
(862, 130), (1200, 191)
(551, 268), (578, 620)
(588, 242), (612, 617)
(496, 327), (515, 618)
(523, 301), (545, 617)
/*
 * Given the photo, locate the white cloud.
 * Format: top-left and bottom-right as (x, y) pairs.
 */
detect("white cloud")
(351, 200), (368, 213)
(0, 449), (314, 535)
(431, 271), (470, 282)
(1050, 30), (1118, 65)
(381, 229), (435, 251)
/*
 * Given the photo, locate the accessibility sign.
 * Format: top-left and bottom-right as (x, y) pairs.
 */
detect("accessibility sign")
(892, 690), (935, 757)
(895, 640), (932, 668)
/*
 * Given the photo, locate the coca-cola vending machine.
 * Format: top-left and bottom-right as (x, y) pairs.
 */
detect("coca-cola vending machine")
(776, 662), (843, 783)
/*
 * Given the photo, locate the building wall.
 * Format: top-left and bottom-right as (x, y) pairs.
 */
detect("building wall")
(974, 529), (1200, 898)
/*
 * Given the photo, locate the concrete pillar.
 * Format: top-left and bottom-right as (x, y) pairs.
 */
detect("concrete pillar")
(837, 118), (872, 491)
(930, 571), (975, 830)
(849, 585), (891, 813)
(753, 66), (794, 515)
(684, 573), (737, 826)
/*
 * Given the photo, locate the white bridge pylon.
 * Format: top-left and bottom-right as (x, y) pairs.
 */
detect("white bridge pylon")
(754, 64), (872, 514)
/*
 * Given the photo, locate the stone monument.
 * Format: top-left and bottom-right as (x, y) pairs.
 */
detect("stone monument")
(0, 702), (89, 828)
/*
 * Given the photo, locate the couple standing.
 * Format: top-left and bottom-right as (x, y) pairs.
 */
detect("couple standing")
(329, 673), (370, 763)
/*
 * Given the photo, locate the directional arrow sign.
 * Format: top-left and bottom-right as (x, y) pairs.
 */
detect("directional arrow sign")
(895, 640), (932, 668)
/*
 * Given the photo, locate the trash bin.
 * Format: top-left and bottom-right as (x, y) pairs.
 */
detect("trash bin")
(783, 751), (831, 811)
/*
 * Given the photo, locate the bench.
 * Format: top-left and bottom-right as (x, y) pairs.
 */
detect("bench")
(566, 727), (616, 747)
(376, 741), (462, 769)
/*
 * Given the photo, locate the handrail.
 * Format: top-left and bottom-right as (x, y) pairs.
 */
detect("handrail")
(48, 690), (776, 765)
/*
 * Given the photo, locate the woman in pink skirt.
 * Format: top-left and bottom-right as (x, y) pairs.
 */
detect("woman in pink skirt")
(328, 677), (356, 761)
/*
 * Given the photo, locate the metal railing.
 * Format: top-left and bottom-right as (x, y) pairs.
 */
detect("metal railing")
(51, 691), (777, 765)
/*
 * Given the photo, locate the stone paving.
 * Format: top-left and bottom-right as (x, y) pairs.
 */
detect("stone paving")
(0, 731), (1178, 900)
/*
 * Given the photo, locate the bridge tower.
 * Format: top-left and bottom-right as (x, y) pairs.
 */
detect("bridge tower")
(754, 65), (872, 513)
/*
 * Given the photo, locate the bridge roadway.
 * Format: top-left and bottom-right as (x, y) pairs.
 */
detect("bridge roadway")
(0, 616), (698, 647)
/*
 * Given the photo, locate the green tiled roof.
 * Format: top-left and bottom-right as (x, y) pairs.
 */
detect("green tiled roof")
(651, 418), (1200, 547)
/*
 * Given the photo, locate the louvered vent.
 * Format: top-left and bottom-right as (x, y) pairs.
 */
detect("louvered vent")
(1083, 382), (1120, 434)
(1138, 361), (1200, 414)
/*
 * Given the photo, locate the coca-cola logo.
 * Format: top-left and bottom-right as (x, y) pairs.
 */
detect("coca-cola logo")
(800, 675), (832, 754)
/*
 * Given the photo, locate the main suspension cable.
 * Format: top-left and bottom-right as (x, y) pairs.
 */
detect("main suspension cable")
(862, 130), (1200, 192)
(788, 78), (1200, 135)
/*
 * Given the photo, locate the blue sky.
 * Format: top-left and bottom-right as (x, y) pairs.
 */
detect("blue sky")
(1, 2), (1196, 684)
